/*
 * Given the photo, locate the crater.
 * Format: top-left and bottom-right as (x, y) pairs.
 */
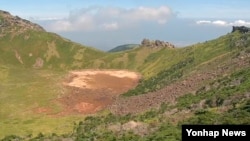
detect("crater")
(56, 70), (141, 115)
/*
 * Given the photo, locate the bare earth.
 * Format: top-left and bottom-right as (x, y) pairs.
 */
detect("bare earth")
(55, 70), (141, 115)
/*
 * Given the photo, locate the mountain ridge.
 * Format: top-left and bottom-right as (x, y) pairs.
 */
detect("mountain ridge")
(0, 10), (45, 36)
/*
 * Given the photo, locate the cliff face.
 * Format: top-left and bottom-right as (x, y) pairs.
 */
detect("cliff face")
(0, 10), (45, 37)
(141, 38), (175, 48)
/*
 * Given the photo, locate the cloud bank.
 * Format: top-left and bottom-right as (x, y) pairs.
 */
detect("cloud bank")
(43, 6), (173, 32)
(196, 20), (250, 27)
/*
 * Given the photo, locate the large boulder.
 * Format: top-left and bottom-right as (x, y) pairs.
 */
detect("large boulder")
(141, 38), (152, 47)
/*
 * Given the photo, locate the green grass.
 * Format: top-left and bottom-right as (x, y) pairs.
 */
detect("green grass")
(0, 68), (62, 117)
(123, 57), (194, 96)
(0, 67), (100, 139)
(0, 30), (106, 70)
(0, 116), (84, 138)
(1, 13), (250, 140)
(121, 32), (248, 96)
(0, 67), (73, 138)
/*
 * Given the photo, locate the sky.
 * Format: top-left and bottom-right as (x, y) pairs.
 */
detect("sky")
(1, 0), (250, 51)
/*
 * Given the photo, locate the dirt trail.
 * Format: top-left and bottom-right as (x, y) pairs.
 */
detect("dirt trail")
(55, 70), (141, 115)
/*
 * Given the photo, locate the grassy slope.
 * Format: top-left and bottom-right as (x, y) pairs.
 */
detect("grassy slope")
(0, 23), (106, 137)
(0, 30), (106, 70)
(122, 32), (247, 96)
(0, 67), (67, 137)
(95, 32), (237, 80)
(1, 14), (250, 139)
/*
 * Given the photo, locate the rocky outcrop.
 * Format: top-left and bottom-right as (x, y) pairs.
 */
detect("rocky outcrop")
(0, 10), (45, 37)
(141, 38), (175, 48)
(108, 121), (150, 136)
(232, 26), (250, 33)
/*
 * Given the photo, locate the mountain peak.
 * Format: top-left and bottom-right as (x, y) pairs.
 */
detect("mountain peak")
(0, 10), (45, 36)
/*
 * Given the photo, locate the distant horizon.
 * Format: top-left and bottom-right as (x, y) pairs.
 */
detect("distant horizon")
(1, 0), (250, 51)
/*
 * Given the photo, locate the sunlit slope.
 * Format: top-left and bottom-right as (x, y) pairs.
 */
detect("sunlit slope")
(0, 10), (106, 70)
(0, 30), (106, 70)
(93, 31), (245, 79)
(118, 31), (250, 96)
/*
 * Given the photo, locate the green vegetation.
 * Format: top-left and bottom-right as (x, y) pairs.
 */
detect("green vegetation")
(0, 67), (80, 137)
(0, 30), (106, 70)
(177, 67), (250, 109)
(1, 11), (250, 140)
(124, 57), (194, 96)
(122, 32), (248, 96)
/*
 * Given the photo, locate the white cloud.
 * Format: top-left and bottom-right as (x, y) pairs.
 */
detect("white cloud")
(43, 6), (173, 32)
(196, 20), (250, 27)
(234, 20), (250, 26)
(212, 20), (227, 26)
(126, 6), (172, 24)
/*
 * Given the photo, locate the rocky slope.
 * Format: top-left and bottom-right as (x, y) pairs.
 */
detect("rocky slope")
(0, 10), (44, 37)
(110, 47), (250, 115)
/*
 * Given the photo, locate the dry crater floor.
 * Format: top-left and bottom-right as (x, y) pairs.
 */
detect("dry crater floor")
(53, 70), (141, 115)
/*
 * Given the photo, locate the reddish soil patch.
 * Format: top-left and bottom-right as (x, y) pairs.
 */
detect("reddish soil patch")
(55, 70), (140, 115)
